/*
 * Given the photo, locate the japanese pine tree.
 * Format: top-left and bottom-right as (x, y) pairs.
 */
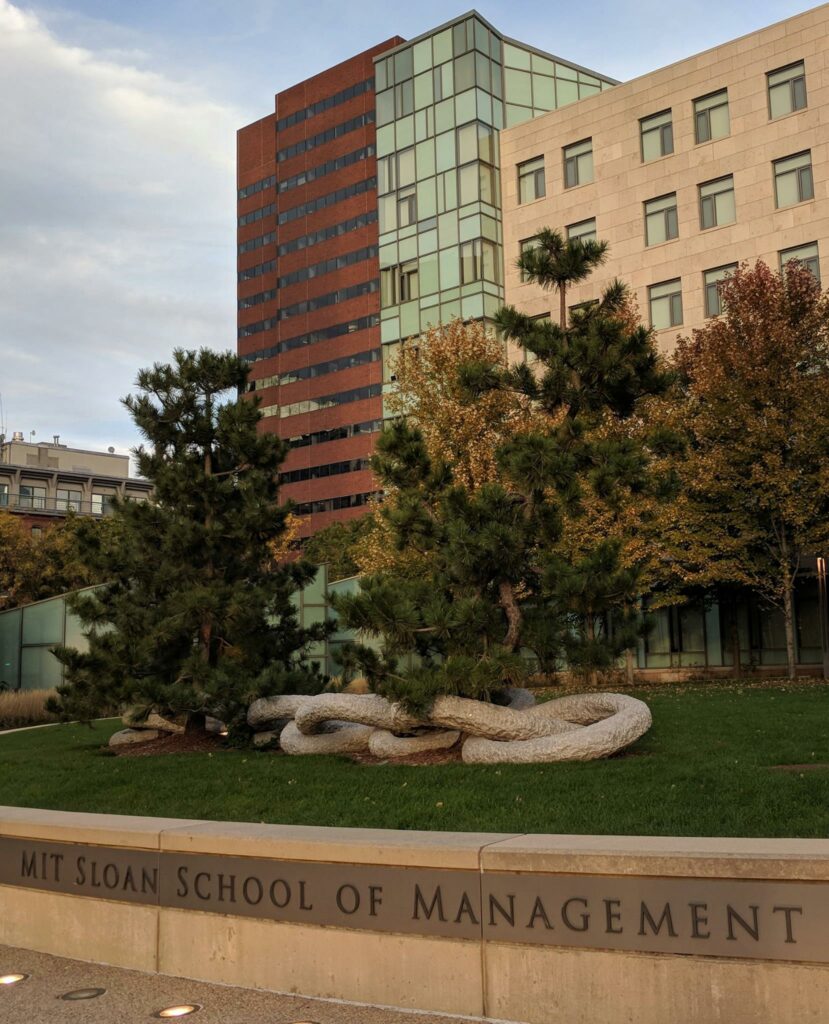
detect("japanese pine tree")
(333, 237), (673, 708)
(51, 349), (329, 731)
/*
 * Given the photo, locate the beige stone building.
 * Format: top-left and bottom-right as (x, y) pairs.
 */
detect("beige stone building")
(0, 434), (152, 532)
(500, 4), (829, 350)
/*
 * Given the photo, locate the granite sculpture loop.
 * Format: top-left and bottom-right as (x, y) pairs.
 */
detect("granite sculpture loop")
(247, 689), (651, 763)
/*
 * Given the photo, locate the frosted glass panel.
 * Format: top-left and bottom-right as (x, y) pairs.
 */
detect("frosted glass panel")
(22, 599), (64, 645)
(21, 646), (62, 691)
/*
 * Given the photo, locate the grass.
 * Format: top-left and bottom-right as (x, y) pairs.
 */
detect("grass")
(0, 689), (58, 730)
(1, 683), (828, 837)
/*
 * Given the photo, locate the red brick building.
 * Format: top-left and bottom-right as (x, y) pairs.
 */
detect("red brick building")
(237, 41), (402, 539)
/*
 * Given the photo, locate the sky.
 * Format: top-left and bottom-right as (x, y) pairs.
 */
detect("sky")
(0, 0), (819, 459)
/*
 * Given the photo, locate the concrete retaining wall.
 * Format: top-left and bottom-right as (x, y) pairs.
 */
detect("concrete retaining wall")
(1, 806), (829, 1022)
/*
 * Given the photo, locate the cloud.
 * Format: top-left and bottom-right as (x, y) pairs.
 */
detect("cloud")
(0, 0), (243, 455)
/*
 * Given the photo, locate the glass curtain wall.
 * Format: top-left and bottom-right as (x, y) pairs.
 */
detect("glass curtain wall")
(373, 13), (615, 391)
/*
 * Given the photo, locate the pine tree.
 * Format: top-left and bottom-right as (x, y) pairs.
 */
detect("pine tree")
(517, 228), (609, 328)
(333, 240), (672, 707)
(50, 349), (329, 731)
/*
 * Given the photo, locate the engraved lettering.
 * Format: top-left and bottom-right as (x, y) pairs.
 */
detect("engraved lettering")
(527, 896), (554, 930)
(194, 872), (211, 901)
(142, 867), (158, 896)
(269, 879), (291, 908)
(454, 891), (479, 925)
(488, 893), (516, 928)
(243, 877), (263, 906)
(103, 863), (119, 889)
(176, 866), (189, 898)
(562, 897), (590, 932)
(772, 905), (803, 944)
(639, 902), (677, 937)
(75, 856), (86, 886)
(604, 898), (623, 934)
(218, 873), (237, 903)
(21, 850), (36, 879)
(336, 884), (360, 915)
(726, 905), (759, 942)
(413, 885), (446, 922)
(689, 902), (710, 939)
(122, 866), (137, 893)
(49, 853), (64, 881)
(299, 880), (313, 911)
(368, 885), (383, 917)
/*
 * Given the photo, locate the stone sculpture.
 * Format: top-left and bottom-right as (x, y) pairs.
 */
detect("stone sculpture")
(247, 689), (651, 764)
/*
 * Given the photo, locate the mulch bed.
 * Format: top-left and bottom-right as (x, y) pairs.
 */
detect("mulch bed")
(112, 731), (225, 757)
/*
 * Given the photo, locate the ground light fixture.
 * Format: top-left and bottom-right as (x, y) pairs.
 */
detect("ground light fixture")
(153, 1005), (202, 1018)
(0, 974), (29, 985)
(59, 988), (107, 1000)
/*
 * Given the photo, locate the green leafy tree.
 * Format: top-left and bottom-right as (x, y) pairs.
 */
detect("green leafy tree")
(658, 259), (829, 679)
(50, 349), (330, 731)
(333, 237), (672, 708)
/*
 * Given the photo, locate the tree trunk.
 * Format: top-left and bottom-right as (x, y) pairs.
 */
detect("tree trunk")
(498, 580), (522, 651)
(559, 285), (567, 329)
(728, 590), (742, 677)
(782, 581), (797, 682)
(586, 614), (598, 688)
(625, 647), (635, 686)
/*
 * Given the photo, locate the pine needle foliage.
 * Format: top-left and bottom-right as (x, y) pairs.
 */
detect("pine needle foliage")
(333, 235), (673, 707)
(49, 349), (330, 731)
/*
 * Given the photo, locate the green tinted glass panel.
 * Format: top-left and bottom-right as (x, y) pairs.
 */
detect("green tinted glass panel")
(433, 28), (452, 64)
(439, 246), (460, 289)
(557, 79), (579, 105)
(505, 68), (532, 106)
(455, 89), (476, 124)
(504, 42), (530, 69)
(533, 76), (555, 110)
(417, 177), (437, 219)
(414, 71), (434, 109)
(413, 38), (432, 74)
(419, 252), (439, 294)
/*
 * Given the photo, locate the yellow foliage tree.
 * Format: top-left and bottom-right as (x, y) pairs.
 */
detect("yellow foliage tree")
(354, 319), (553, 576)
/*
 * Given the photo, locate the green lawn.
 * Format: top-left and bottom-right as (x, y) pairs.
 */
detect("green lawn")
(1, 685), (828, 837)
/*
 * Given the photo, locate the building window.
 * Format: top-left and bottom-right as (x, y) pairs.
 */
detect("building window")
(517, 156), (545, 203)
(396, 186), (417, 227)
(567, 218), (597, 244)
(694, 89), (730, 143)
(382, 261), (419, 306)
(699, 175), (735, 229)
(703, 264), (737, 318)
(519, 237), (539, 282)
(19, 484), (46, 510)
(780, 242), (821, 284)
(0, 482), (8, 507)
(640, 110), (673, 162)
(563, 139), (593, 188)
(91, 493), (115, 516)
(56, 488), (83, 512)
(31, 526), (43, 540)
(649, 279), (683, 330)
(644, 194), (678, 246)
(460, 238), (499, 285)
(773, 151), (814, 208)
(767, 60), (807, 119)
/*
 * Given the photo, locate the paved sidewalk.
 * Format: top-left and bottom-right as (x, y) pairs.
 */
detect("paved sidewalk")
(0, 945), (489, 1024)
